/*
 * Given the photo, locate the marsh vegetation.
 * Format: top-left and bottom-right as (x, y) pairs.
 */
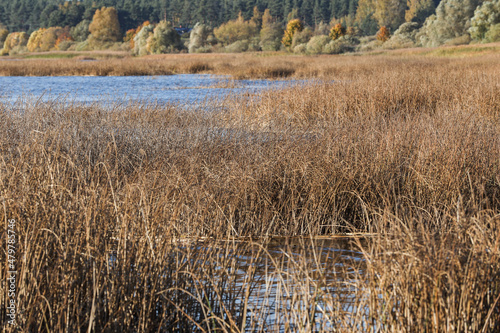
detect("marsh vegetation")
(0, 53), (499, 331)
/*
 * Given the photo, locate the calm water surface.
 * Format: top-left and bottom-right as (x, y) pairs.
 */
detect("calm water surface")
(0, 74), (298, 105)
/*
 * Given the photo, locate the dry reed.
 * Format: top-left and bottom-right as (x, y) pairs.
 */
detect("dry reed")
(1, 44), (497, 79)
(0, 52), (499, 331)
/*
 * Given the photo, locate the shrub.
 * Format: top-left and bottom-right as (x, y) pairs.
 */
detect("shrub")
(314, 21), (331, 35)
(70, 20), (90, 42)
(376, 26), (391, 42)
(189, 23), (214, 53)
(147, 21), (182, 54)
(282, 19), (303, 47)
(306, 35), (330, 54)
(329, 23), (346, 40)
(444, 34), (472, 45)
(56, 40), (75, 51)
(291, 27), (313, 49)
(293, 43), (307, 54)
(247, 36), (261, 51)
(469, 0), (500, 41)
(485, 22), (500, 41)
(39, 27), (60, 51)
(8, 45), (28, 55)
(225, 40), (249, 53)
(346, 26), (356, 36)
(323, 36), (359, 54)
(357, 37), (384, 52)
(384, 22), (419, 49)
(55, 29), (73, 50)
(74, 40), (90, 51)
(133, 24), (154, 56)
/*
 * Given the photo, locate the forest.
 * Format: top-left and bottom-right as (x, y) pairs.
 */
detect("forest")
(0, 0), (499, 56)
(1, 0), (364, 33)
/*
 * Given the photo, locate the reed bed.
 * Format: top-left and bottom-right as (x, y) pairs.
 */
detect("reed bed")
(0, 54), (499, 331)
(1, 45), (498, 79)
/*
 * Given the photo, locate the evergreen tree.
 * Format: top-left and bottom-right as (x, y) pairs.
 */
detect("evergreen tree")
(374, 0), (406, 31)
(260, 8), (283, 50)
(268, 0), (284, 20)
(300, 0), (314, 25)
(406, 0), (435, 24)
(355, 0), (378, 35)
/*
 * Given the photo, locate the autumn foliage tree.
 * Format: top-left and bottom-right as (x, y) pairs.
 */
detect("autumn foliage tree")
(0, 27), (8, 47)
(329, 23), (346, 40)
(27, 28), (45, 52)
(1, 32), (28, 55)
(282, 18), (304, 47)
(125, 21), (151, 49)
(88, 7), (121, 48)
(376, 26), (391, 41)
(213, 12), (259, 45)
(28, 27), (72, 52)
(55, 28), (72, 50)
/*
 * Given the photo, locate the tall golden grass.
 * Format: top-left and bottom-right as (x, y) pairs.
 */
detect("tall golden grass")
(0, 53), (499, 331)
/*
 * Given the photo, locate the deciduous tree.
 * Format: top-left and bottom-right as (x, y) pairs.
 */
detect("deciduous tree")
(469, 0), (500, 41)
(259, 9), (283, 51)
(147, 20), (182, 54)
(88, 6), (122, 48)
(282, 18), (303, 47)
(213, 12), (258, 45)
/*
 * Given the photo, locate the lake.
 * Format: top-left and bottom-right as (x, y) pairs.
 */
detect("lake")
(0, 74), (299, 105)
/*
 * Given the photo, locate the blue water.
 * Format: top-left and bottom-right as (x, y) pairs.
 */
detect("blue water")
(0, 74), (296, 105)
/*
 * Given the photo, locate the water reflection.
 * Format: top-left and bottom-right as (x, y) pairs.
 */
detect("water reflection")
(179, 237), (367, 332)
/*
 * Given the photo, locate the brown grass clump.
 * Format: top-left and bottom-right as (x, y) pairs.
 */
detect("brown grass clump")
(0, 53), (499, 331)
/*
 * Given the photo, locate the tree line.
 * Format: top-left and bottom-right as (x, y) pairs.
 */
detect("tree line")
(1, 0), (498, 56)
(1, 0), (386, 34)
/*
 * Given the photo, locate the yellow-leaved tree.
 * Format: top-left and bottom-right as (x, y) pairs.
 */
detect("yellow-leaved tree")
(213, 12), (259, 46)
(0, 27), (9, 48)
(329, 23), (346, 40)
(282, 19), (303, 47)
(28, 27), (72, 52)
(88, 7), (121, 49)
(1, 32), (29, 55)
